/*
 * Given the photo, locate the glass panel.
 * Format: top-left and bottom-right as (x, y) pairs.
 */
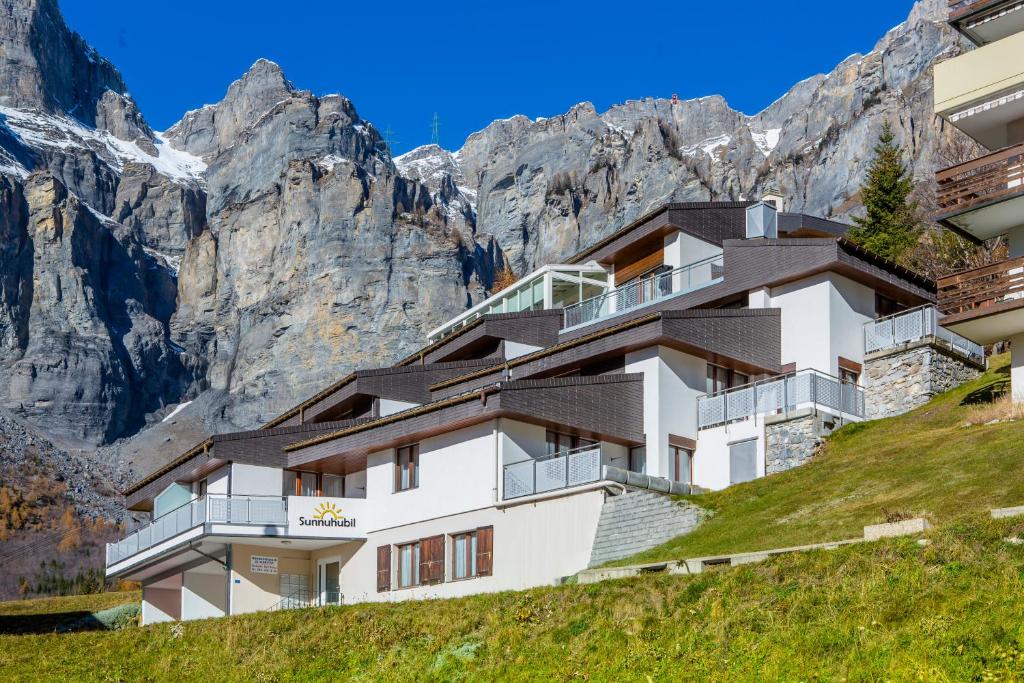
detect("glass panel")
(454, 535), (467, 579)
(324, 561), (340, 604)
(580, 282), (606, 301)
(489, 302), (503, 315)
(551, 279), (580, 309)
(546, 431), (560, 456)
(322, 474), (344, 497)
(300, 472), (318, 496)
(413, 544), (420, 585)
(629, 447), (646, 473)
(400, 545), (411, 587)
(470, 534), (477, 576)
(506, 289), (522, 313)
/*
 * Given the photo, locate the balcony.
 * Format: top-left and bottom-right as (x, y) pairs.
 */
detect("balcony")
(502, 444), (604, 500)
(934, 30), (1024, 148)
(697, 370), (865, 430)
(936, 143), (1024, 240)
(561, 255), (724, 331)
(949, 0), (1024, 45)
(937, 255), (1024, 343)
(106, 494), (367, 574)
(864, 305), (985, 364)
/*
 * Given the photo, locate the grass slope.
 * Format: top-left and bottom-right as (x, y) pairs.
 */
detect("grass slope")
(618, 353), (1024, 564)
(2, 520), (1024, 681)
(3, 357), (1024, 680)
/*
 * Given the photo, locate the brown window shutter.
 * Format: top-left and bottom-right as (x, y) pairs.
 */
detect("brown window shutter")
(419, 535), (445, 585)
(476, 526), (493, 577)
(376, 545), (391, 592)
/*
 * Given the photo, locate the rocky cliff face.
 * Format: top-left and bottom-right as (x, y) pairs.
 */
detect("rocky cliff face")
(0, 0), (965, 477)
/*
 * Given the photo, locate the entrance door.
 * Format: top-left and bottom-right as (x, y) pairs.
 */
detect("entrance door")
(320, 560), (341, 606)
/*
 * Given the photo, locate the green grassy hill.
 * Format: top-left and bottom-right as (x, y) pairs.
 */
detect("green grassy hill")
(2, 356), (1024, 682)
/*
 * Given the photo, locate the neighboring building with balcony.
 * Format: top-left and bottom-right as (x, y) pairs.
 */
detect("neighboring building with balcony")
(935, 0), (1024, 398)
(110, 198), (983, 624)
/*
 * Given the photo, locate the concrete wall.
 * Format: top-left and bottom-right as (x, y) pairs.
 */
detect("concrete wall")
(366, 421), (498, 531)
(181, 568), (227, 621)
(141, 574), (181, 625)
(231, 464), (282, 497)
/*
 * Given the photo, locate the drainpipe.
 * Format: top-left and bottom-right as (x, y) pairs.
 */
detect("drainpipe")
(494, 417), (502, 503)
(225, 545), (233, 617)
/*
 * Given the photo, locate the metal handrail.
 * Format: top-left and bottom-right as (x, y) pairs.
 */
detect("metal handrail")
(502, 445), (604, 500)
(561, 254), (724, 330)
(863, 305), (984, 363)
(697, 368), (865, 430)
(106, 494), (290, 567)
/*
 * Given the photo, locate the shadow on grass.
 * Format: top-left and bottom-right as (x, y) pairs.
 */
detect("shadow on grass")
(960, 376), (1010, 407)
(0, 610), (100, 635)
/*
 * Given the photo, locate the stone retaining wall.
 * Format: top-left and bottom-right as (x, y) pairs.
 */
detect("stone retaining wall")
(765, 409), (846, 475)
(864, 340), (982, 420)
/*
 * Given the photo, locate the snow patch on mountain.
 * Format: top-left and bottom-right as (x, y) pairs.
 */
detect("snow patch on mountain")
(751, 128), (782, 156)
(0, 106), (206, 183)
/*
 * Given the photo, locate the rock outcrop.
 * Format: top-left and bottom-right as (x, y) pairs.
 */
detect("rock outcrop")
(0, 0), (968, 461)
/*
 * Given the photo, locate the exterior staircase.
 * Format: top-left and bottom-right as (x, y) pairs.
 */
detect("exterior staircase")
(588, 489), (705, 567)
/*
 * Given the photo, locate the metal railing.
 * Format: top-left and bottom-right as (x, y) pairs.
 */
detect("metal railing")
(502, 444), (604, 500)
(561, 255), (724, 330)
(272, 589), (343, 611)
(864, 305), (984, 364)
(697, 369), (865, 430)
(106, 494), (288, 567)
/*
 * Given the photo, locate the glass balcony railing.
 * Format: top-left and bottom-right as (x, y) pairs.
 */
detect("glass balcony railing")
(561, 255), (724, 330)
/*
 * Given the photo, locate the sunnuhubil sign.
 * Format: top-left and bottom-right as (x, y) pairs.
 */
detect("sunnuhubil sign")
(286, 497), (366, 538)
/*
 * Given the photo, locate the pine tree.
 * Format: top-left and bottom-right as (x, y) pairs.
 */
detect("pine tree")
(847, 121), (921, 263)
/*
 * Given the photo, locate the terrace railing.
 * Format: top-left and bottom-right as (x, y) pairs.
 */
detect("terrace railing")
(106, 494), (288, 567)
(936, 143), (1024, 217)
(562, 255), (724, 330)
(864, 305), (984, 364)
(502, 444), (603, 500)
(697, 369), (865, 430)
(937, 255), (1024, 318)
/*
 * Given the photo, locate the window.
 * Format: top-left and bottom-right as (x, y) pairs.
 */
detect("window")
(397, 542), (420, 588)
(284, 470), (298, 496)
(196, 478), (208, 498)
(300, 472), (318, 496)
(875, 293), (905, 319)
(707, 365), (748, 394)
(452, 531), (479, 580)
(395, 444), (419, 491)
(840, 368), (859, 385)
(629, 446), (646, 473)
(546, 431), (597, 455)
(322, 474), (344, 497)
(670, 446), (693, 485)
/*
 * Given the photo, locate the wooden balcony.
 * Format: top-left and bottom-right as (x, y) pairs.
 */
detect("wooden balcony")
(936, 143), (1024, 240)
(937, 256), (1024, 343)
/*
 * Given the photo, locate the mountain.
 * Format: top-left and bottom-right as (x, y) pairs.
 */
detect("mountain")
(0, 0), (964, 493)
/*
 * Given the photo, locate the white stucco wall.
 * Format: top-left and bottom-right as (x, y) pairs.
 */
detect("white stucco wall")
(201, 465), (229, 496)
(379, 398), (420, 417)
(181, 569), (227, 621)
(625, 346), (706, 479)
(1012, 332), (1024, 402)
(334, 489), (606, 605)
(231, 464), (282, 497)
(758, 272), (875, 377)
(505, 341), (543, 360)
(141, 574), (181, 625)
(229, 544), (315, 615)
(366, 421), (499, 531)
(500, 419), (547, 466)
(694, 419), (766, 491)
(663, 230), (722, 270)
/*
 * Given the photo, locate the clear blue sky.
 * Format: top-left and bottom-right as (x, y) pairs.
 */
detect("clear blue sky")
(62, 0), (917, 154)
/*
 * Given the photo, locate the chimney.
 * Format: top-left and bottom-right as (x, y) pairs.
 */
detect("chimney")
(760, 187), (785, 211)
(746, 201), (778, 239)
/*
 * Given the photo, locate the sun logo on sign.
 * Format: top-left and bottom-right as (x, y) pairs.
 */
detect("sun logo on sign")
(312, 501), (343, 521)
